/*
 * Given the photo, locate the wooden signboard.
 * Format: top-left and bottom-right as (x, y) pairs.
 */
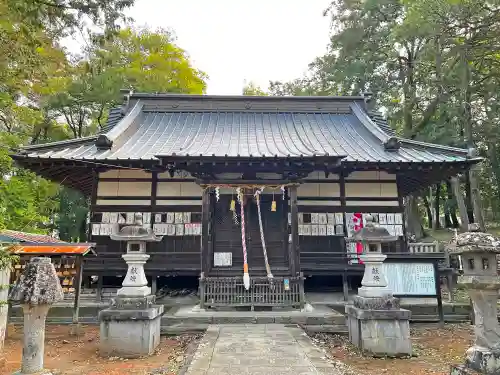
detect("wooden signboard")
(381, 262), (436, 296)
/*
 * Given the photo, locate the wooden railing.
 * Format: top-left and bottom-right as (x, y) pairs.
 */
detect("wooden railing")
(199, 273), (305, 310)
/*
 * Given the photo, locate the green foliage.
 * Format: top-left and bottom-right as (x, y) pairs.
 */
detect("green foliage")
(0, 245), (18, 272)
(242, 82), (268, 96)
(0, 1), (209, 239)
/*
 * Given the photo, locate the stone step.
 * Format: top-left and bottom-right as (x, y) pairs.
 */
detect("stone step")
(301, 324), (349, 334)
(161, 323), (209, 335)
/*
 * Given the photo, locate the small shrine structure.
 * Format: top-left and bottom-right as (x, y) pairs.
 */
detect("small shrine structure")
(9, 243), (95, 332)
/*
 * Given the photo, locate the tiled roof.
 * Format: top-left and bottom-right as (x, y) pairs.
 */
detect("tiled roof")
(0, 229), (65, 244)
(16, 94), (472, 164)
(100, 107), (124, 134)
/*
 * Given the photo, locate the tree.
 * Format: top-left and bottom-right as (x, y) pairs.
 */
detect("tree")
(268, 0), (500, 233)
(45, 27), (208, 136)
(242, 81), (267, 96)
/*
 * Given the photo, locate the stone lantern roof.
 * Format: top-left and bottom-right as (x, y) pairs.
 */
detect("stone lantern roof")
(110, 213), (162, 242)
(351, 215), (398, 243)
(447, 231), (500, 255)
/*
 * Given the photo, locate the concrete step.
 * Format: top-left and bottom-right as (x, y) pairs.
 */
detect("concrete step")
(161, 313), (345, 326)
(301, 324), (349, 334)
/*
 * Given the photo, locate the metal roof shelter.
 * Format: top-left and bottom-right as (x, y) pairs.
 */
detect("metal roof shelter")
(0, 229), (65, 244)
(11, 93), (480, 196)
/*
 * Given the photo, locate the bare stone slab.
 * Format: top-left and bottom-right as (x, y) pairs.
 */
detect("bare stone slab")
(183, 324), (342, 375)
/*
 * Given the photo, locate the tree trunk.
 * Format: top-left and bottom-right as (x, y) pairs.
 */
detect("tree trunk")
(405, 196), (424, 240)
(468, 149), (486, 231)
(423, 194), (433, 229)
(445, 180), (460, 228)
(451, 176), (469, 231)
(465, 175), (474, 223)
(433, 184), (441, 229)
(488, 142), (500, 213)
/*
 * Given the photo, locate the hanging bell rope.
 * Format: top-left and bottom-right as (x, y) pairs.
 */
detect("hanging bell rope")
(254, 188), (273, 280)
(237, 187), (250, 290)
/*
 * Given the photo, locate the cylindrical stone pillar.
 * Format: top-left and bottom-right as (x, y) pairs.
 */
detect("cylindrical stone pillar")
(21, 304), (50, 374)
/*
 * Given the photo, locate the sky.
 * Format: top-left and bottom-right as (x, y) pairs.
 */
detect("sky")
(125, 0), (333, 95)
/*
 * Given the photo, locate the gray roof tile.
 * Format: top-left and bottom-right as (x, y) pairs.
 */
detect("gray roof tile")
(17, 95), (471, 164)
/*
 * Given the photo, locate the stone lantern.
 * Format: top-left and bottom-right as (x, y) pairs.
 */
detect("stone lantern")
(98, 213), (164, 358)
(345, 215), (412, 357)
(448, 230), (500, 375)
(9, 257), (64, 374)
(353, 214), (398, 299)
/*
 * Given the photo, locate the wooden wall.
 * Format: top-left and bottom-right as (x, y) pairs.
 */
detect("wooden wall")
(87, 169), (202, 276)
(86, 168), (405, 278)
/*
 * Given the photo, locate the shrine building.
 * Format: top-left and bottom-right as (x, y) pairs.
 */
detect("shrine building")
(11, 92), (479, 307)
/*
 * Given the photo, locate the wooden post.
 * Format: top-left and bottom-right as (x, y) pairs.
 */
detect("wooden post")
(289, 185), (299, 275)
(396, 175), (409, 251)
(95, 276), (103, 302)
(70, 256), (84, 336)
(339, 171), (348, 265)
(151, 276), (157, 296)
(434, 262), (445, 328)
(450, 176), (469, 231)
(342, 272), (349, 301)
(201, 188), (211, 275)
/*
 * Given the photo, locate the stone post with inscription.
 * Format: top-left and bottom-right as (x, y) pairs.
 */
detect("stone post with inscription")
(345, 215), (412, 357)
(448, 229), (500, 375)
(9, 257), (64, 374)
(98, 213), (164, 358)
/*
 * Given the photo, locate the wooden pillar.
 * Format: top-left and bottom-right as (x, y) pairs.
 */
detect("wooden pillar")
(95, 276), (103, 302)
(339, 170), (347, 253)
(150, 171), (158, 224)
(289, 185), (299, 276)
(88, 170), (99, 242)
(450, 176), (469, 231)
(151, 276), (157, 295)
(201, 188), (211, 275)
(396, 175), (409, 251)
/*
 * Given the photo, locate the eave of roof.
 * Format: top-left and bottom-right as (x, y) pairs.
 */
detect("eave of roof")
(11, 94), (478, 171)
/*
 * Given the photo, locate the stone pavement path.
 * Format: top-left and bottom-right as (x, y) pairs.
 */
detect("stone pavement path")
(183, 324), (343, 375)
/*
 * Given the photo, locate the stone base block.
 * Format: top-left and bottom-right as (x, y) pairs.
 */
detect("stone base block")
(69, 323), (83, 336)
(99, 303), (164, 358)
(450, 365), (479, 374)
(353, 295), (401, 310)
(345, 304), (412, 357)
(464, 346), (500, 374)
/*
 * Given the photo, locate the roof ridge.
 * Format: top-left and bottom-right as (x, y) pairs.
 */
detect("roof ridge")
(95, 100), (144, 150)
(397, 138), (469, 154)
(129, 93), (366, 101)
(21, 135), (97, 151)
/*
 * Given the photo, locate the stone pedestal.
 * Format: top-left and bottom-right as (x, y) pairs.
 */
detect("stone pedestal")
(117, 253), (151, 297)
(346, 296), (412, 357)
(99, 295), (163, 358)
(357, 252), (391, 298)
